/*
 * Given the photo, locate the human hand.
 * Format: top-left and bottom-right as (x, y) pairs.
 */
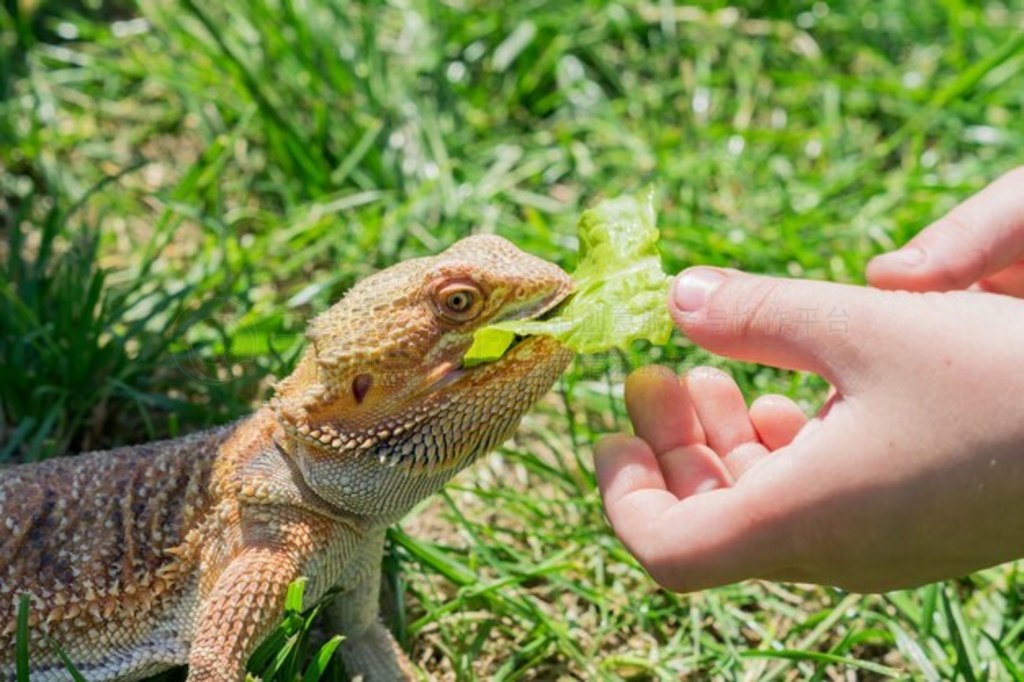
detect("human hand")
(867, 166), (1024, 295)
(594, 172), (1024, 593)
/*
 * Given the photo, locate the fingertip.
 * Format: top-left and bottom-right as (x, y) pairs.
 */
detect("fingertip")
(685, 366), (758, 455)
(670, 267), (728, 320)
(627, 364), (678, 381)
(749, 394), (807, 451)
(870, 247), (926, 270)
(866, 247), (927, 290)
(683, 366), (736, 401)
(866, 246), (975, 293)
(625, 365), (706, 452)
(686, 365), (732, 382)
(749, 393), (804, 414)
(624, 365), (679, 410)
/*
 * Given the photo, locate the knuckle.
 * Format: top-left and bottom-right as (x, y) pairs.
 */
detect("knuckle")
(926, 251), (968, 290)
(928, 210), (988, 287)
(936, 208), (972, 236)
(729, 277), (785, 339)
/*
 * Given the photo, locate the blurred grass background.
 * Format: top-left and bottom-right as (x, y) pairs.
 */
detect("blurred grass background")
(3, 0), (1024, 679)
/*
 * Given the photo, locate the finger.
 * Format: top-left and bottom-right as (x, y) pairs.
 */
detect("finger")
(668, 268), (879, 393)
(867, 166), (1024, 291)
(720, 441), (771, 479)
(625, 365), (705, 454)
(979, 261), (1024, 298)
(749, 394), (808, 450)
(595, 433), (827, 592)
(685, 366), (757, 456)
(658, 443), (734, 498)
(593, 434), (670, 505)
(602, 480), (785, 592)
(592, 434), (681, 546)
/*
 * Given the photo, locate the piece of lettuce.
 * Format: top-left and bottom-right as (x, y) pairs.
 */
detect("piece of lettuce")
(464, 189), (673, 365)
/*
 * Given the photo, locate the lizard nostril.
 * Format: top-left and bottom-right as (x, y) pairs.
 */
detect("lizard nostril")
(352, 373), (373, 404)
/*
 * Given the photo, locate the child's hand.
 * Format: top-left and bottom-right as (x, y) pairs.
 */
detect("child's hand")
(594, 168), (1024, 592)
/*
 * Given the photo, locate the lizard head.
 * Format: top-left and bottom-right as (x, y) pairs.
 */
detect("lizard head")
(272, 234), (574, 518)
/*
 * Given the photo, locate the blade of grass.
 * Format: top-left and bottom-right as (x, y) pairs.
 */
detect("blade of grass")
(301, 636), (344, 682)
(15, 594), (30, 682)
(942, 585), (980, 682)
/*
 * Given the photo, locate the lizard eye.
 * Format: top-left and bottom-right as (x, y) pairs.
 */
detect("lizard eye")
(446, 290), (473, 312)
(432, 281), (484, 322)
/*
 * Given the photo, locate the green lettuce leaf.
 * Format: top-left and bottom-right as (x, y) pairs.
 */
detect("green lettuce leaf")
(464, 189), (673, 365)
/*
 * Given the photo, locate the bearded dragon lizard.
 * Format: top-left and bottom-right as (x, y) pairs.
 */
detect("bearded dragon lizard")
(0, 235), (573, 681)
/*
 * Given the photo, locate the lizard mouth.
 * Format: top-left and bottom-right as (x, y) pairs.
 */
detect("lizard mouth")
(423, 285), (572, 393)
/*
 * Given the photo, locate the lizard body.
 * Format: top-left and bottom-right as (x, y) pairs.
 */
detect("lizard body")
(0, 235), (573, 681)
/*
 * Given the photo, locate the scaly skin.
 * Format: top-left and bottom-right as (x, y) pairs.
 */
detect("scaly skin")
(0, 235), (573, 682)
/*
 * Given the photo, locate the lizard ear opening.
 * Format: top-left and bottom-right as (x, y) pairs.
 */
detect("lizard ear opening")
(352, 373), (373, 404)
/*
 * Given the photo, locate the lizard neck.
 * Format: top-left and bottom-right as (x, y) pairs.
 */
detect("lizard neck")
(214, 409), (369, 525)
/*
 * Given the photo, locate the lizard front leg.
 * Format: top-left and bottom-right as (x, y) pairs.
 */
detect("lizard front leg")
(188, 545), (300, 682)
(324, 528), (415, 681)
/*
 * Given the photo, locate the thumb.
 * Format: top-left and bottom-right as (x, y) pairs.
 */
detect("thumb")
(669, 268), (881, 391)
(867, 166), (1024, 292)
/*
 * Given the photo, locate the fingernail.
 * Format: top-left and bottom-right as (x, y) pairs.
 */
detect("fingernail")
(874, 247), (925, 268)
(673, 268), (726, 314)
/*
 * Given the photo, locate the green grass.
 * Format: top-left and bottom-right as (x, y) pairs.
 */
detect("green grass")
(3, 0), (1024, 679)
